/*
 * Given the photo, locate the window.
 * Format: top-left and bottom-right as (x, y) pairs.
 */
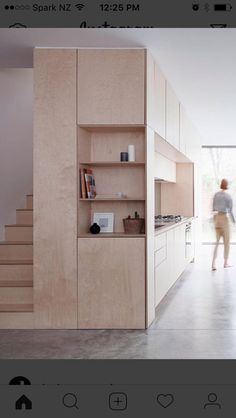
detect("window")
(202, 146), (236, 243)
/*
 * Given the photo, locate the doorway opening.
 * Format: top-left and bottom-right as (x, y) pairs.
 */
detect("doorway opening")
(202, 146), (236, 244)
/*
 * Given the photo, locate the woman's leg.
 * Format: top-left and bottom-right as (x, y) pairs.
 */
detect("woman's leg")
(212, 228), (221, 270)
(223, 218), (231, 267)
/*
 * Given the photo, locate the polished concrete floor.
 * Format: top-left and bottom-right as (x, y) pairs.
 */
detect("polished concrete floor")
(1, 245), (236, 359)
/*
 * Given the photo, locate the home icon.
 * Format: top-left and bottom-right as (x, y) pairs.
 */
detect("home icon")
(15, 395), (32, 410)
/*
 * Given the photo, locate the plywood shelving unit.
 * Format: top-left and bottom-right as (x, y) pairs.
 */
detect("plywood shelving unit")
(77, 126), (146, 236)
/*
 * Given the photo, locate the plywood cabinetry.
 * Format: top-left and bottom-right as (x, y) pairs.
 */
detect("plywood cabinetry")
(77, 49), (145, 125)
(78, 237), (146, 329)
(34, 49), (78, 329)
(161, 163), (194, 217)
(166, 82), (180, 150)
(146, 51), (166, 138)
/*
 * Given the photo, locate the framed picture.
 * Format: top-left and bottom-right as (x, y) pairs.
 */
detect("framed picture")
(93, 213), (114, 233)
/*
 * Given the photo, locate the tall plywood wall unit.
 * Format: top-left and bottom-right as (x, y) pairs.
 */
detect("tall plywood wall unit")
(34, 49), (77, 328)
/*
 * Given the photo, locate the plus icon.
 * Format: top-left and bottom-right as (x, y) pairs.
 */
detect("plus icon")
(109, 392), (128, 411)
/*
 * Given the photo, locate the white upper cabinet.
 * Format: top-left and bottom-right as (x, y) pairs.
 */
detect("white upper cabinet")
(146, 51), (166, 138)
(77, 49), (145, 125)
(180, 104), (202, 162)
(166, 82), (180, 150)
(154, 152), (176, 183)
(179, 104), (188, 155)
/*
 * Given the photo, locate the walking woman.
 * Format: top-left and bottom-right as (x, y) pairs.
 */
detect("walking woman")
(212, 179), (235, 271)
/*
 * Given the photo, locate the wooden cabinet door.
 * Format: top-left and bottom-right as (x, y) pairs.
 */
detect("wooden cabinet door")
(34, 49), (78, 329)
(166, 82), (180, 150)
(78, 238), (146, 329)
(146, 52), (166, 138)
(77, 49), (145, 125)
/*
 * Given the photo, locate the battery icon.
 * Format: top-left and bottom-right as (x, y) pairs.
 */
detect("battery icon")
(214, 4), (232, 11)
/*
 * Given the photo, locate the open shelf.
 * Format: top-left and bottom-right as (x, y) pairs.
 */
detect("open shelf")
(78, 125), (146, 236)
(79, 198), (145, 201)
(80, 161), (145, 167)
(78, 233), (146, 238)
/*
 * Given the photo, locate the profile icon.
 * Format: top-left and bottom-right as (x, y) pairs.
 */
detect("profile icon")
(204, 393), (221, 409)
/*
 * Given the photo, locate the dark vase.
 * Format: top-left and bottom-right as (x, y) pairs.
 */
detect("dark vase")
(90, 223), (101, 234)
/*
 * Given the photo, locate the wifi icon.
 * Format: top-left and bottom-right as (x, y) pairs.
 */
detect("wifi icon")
(75, 3), (85, 10)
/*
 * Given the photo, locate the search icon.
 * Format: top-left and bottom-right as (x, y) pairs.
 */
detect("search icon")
(62, 393), (79, 409)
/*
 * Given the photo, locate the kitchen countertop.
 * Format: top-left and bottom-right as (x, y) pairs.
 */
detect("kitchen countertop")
(155, 216), (195, 236)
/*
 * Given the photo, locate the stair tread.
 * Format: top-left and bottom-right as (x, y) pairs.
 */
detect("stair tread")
(26, 194), (33, 197)
(0, 280), (33, 287)
(0, 241), (33, 245)
(0, 304), (33, 312)
(16, 209), (33, 212)
(5, 225), (33, 227)
(0, 260), (33, 265)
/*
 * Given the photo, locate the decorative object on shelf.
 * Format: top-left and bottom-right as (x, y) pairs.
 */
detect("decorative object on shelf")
(128, 144), (135, 162)
(93, 212), (114, 233)
(120, 152), (128, 162)
(89, 222), (101, 234)
(116, 192), (127, 198)
(123, 211), (144, 234)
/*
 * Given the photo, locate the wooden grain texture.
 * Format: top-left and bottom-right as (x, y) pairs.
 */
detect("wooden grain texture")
(0, 243), (33, 261)
(0, 264), (33, 281)
(34, 49), (77, 329)
(16, 209), (33, 225)
(26, 195), (33, 209)
(0, 312), (34, 328)
(78, 238), (146, 329)
(161, 163), (194, 217)
(5, 225), (33, 242)
(0, 287), (33, 304)
(146, 127), (155, 327)
(77, 49), (145, 125)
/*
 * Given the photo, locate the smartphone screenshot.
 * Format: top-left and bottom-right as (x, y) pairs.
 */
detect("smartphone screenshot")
(0, 1), (236, 416)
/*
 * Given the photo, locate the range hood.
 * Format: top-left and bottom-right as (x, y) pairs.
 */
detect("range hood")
(155, 178), (171, 183)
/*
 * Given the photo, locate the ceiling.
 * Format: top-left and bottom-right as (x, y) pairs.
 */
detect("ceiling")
(0, 28), (236, 145)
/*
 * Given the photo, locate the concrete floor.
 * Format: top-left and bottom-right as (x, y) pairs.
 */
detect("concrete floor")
(1, 245), (236, 359)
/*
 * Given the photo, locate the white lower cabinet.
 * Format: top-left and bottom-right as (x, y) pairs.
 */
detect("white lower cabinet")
(155, 222), (191, 307)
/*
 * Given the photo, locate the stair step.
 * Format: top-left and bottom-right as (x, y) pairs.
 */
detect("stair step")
(0, 263), (33, 281)
(5, 225), (33, 242)
(0, 287), (33, 304)
(0, 280), (33, 287)
(26, 195), (33, 209)
(0, 260), (33, 265)
(16, 209), (33, 225)
(0, 304), (33, 313)
(0, 243), (33, 261)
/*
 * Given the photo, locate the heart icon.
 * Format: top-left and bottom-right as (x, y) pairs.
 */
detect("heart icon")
(157, 394), (174, 409)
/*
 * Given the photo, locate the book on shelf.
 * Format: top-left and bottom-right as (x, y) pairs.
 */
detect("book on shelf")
(84, 169), (96, 199)
(80, 168), (87, 198)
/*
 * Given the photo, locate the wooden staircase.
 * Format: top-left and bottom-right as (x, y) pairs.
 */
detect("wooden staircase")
(0, 194), (33, 316)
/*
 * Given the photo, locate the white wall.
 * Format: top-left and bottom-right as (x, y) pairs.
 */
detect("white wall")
(0, 69), (33, 239)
